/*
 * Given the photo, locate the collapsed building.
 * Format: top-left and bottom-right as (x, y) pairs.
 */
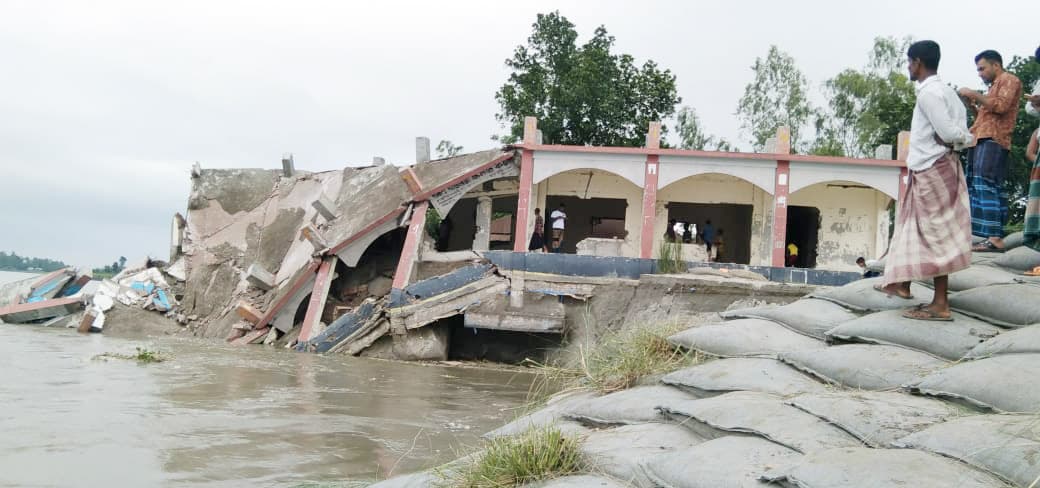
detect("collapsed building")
(168, 119), (922, 360)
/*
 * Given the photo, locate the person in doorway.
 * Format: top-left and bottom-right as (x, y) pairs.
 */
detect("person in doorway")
(786, 242), (799, 267)
(682, 222), (694, 243)
(857, 257), (880, 278)
(958, 50), (1022, 253)
(550, 203), (567, 253)
(529, 208), (547, 252)
(665, 219), (678, 242)
(876, 40), (974, 321)
(714, 229), (725, 262)
(701, 220), (715, 255)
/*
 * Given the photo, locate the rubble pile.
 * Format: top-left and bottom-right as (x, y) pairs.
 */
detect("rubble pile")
(373, 243), (1040, 487)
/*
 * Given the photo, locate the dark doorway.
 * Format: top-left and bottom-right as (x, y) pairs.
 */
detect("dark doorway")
(441, 196), (518, 251)
(786, 206), (821, 268)
(666, 202), (754, 264)
(544, 196), (628, 254)
(445, 315), (564, 364)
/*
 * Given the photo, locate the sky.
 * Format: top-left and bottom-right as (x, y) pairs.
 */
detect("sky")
(1, 0), (1035, 268)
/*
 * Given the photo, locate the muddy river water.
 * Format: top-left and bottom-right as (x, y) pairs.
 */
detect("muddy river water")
(0, 273), (538, 487)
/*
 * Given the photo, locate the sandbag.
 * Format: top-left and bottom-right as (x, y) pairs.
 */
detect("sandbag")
(967, 324), (1040, 358)
(660, 358), (827, 398)
(809, 277), (932, 312)
(989, 245), (1040, 271)
(666, 319), (826, 358)
(1004, 231), (1025, 250)
(580, 423), (704, 486)
(721, 298), (858, 339)
(564, 385), (693, 427)
(525, 475), (629, 488)
(972, 251), (1000, 264)
(641, 436), (802, 488)
(950, 283), (1040, 328)
(484, 391), (598, 439)
(894, 414), (1040, 487)
(906, 353), (1040, 412)
(825, 310), (1000, 360)
(786, 391), (968, 447)
(761, 447), (1009, 488)
(918, 265), (1020, 292)
(655, 391), (862, 453)
(779, 345), (947, 390)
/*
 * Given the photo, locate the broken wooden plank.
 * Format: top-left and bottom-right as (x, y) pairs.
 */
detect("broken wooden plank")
(235, 301), (263, 325)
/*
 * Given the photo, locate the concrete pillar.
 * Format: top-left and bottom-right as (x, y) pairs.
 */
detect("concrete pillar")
(770, 126), (792, 268)
(391, 201), (429, 292)
(764, 137), (778, 154)
(191, 161), (202, 178)
(513, 116), (537, 252)
(169, 213), (186, 261)
(299, 256), (337, 344)
(640, 121), (662, 259)
(416, 137), (431, 163)
(509, 271), (526, 309)
(281, 153), (295, 177)
(536, 129), (544, 145)
(473, 196), (493, 251)
(246, 264), (276, 290)
(896, 130), (911, 212)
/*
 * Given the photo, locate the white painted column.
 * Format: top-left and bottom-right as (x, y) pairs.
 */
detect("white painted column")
(473, 196), (493, 251)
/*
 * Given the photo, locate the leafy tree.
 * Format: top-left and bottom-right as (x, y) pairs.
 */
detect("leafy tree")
(1004, 55), (1040, 225)
(736, 46), (814, 152)
(495, 11), (681, 147)
(674, 106), (734, 151)
(118, 256), (127, 270)
(436, 140), (464, 159)
(0, 251), (67, 272)
(814, 37), (916, 157)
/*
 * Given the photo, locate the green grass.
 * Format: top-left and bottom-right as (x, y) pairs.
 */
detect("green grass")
(531, 322), (703, 394)
(437, 426), (583, 488)
(656, 240), (687, 274)
(94, 347), (167, 364)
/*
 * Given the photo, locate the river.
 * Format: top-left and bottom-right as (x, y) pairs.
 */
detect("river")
(0, 271), (538, 487)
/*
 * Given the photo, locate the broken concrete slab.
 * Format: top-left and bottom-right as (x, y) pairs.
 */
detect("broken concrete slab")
(464, 293), (565, 333)
(245, 263), (276, 291)
(26, 268), (75, 302)
(299, 299), (380, 353)
(232, 326), (270, 345)
(311, 193), (337, 221)
(391, 263), (494, 307)
(390, 276), (509, 330)
(0, 296), (83, 323)
(235, 301), (263, 325)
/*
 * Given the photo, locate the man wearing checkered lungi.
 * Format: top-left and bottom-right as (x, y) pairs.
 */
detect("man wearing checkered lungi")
(957, 50), (1022, 253)
(876, 41), (974, 321)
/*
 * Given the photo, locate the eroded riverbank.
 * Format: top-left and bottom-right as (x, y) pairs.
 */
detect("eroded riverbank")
(0, 324), (539, 487)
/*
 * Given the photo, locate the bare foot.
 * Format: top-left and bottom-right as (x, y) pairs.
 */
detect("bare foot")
(873, 283), (913, 299)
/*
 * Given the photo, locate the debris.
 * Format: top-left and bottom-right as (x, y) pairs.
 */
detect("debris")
(245, 264), (276, 291)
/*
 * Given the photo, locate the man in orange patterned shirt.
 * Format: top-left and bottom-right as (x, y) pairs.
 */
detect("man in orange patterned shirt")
(957, 50), (1022, 252)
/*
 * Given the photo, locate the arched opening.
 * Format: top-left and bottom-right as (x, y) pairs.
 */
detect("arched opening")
(787, 181), (893, 271)
(657, 173), (773, 265)
(538, 168), (643, 255)
(323, 228), (407, 323)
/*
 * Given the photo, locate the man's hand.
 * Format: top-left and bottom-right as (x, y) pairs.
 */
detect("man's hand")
(1025, 93), (1040, 109)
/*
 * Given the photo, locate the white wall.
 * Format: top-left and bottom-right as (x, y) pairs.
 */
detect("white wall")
(787, 181), (891, 271)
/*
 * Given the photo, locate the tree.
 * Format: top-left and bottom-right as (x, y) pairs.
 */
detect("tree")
(815, 37), (916, 158)
(674, 106), (734, 151)
(435, 140), (464, 159)
(736, 46), (814, 152)
(118, 256), (127, 270)
(495, 11), (681, 147)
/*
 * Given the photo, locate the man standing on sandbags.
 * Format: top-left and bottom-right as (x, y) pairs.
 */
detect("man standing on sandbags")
(959, 50), (1022, 253)
(875, 40), (974, 321)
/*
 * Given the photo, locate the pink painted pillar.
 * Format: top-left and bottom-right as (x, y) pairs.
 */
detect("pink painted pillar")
(770, 126), (792, 268)
(392, 201), (429, 291)
(513, 116), (537, 252)
(298, 255), (337, 343)
(639, 121), (662, 259)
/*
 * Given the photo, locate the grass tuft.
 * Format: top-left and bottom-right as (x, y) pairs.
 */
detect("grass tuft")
(438, 426), (583, 488)
(656, 240), (687, 274)
(530, 322), (703, 394)
(94, 347), (167, 364)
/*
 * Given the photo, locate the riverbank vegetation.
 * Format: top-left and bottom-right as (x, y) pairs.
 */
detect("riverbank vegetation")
(438, 426), (582, 488)
(0, 251), (67, 272)
(94, 347), (167, 364)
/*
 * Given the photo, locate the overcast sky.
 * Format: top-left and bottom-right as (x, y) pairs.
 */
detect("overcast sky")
(1, 0), (1034, 268)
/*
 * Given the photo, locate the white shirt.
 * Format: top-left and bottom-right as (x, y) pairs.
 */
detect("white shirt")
(550, 209), (566, 229)
(1026, 80), (1040, 120)
(907, 75), (973, 172)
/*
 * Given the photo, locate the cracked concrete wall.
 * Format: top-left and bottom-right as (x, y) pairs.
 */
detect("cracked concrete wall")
(788, 181), (887, 272)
